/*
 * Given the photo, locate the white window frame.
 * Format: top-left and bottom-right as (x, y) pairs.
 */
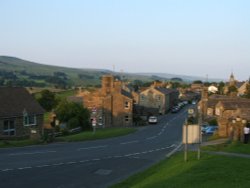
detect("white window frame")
(23, 114), (37, 126)
(124, 101), (130, 109)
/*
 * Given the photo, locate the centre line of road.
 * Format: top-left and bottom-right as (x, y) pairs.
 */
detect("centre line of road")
(9, 150), (56, 156)
(120, 140), (138, 145)
(0, 144), (177, 173)
(146, 136), (157, 140)
(77, 145), (108, 151)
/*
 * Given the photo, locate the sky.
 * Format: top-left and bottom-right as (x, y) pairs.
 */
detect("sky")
(1, 0), (250, 81)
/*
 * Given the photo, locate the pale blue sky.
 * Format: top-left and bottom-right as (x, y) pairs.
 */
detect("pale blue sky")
(1, 0), (250, 80)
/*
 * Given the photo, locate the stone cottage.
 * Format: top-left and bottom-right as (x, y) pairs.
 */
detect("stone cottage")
(78, 75), (133, 127)
(0, 87), (45, 139)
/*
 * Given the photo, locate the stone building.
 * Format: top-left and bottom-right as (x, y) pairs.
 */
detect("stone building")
(78, 75), (133, 127)
(139, 86), (179, 114)
(198, 87), (247, 119)
(216, 101), (250, 141)
(0, 87), (45, 139)
(223, 73), (248, 96)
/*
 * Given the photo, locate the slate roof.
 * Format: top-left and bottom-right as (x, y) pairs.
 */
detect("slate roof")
(0, 87), (45, 118)
(121, 89), (133, 99)
(155, 88), (178, 95)
(236, 82), (245, 88)
(218, 100), (250, 110)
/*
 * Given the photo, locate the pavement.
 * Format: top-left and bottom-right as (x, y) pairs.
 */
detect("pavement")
(201, 138), (229, 146)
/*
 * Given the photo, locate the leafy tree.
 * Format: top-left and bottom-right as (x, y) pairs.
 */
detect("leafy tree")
(170, 77), (183, 82)
(193, 80), (203, 84)
(203, 82), (210, 87)
(37, 90), (58, 111)
(218, 81), (225, 94)
(55, 101), (90, 130)
(171, 82), (181, 89)
(244, 83), (250, 98)
(227, 85), (238, 95)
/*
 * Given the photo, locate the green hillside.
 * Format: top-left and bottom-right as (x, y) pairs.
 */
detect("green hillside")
(0, 56), (157, 88)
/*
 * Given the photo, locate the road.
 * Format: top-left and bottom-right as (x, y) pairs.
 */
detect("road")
(0, 108), (188, 188)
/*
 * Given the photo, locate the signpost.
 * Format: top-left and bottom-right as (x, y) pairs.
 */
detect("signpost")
(92, 118), (96, 134)
(182, 108), (202, 161)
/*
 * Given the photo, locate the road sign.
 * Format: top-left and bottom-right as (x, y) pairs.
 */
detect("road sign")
(92, 118), (97, 127)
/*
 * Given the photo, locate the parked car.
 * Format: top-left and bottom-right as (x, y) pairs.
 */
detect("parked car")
(204, 126), (218, 134)
(171, 106), (179, 113)
(148, 116), (158, 124)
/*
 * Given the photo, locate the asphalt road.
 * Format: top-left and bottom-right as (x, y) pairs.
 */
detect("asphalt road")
(0, 108), (188, 188)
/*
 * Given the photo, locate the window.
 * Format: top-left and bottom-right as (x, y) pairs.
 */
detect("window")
(3, 120), (15, 136)
(140, 95), (145, 101)
(156, 95), (161, 101)
(125, 116), (129, 122)
(125, 101), (130, 109)
(23, 115), (36, 126)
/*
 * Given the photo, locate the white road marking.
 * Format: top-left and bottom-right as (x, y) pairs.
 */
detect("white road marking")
(9, 150), (56, 156)
(1, 143), (180, 173)
(77, 145), (107, 150)
(67, 161), (77, 164)
(18, 167), (32, 170)
(36, 164), (50, 168)
(114, 156), (122, 158)
(1, 168), (13, 172)
(146, 136), (157, 140)
(166, 142), (183, 158)
(120, 140), (138, 145)
(79, 160), (90, 163)
(92, 158), (101, 161)
(52, 163), (64, 166)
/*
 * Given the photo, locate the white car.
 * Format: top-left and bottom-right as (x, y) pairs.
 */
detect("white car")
(148, 116), (158, 124)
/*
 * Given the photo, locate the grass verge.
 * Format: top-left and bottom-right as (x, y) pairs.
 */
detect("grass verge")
(0, 127), (136, 148)
(202, 141), (250, 154)
(111, 151), (250, 188)
(56, 127), (136, 142)
(0, 139), (42, 148)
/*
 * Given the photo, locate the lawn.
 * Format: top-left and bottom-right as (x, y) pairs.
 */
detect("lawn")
(0, 127), (136, 148)
(202, 141), (250, 154)
(56, 127), (136, 142)
(111, 151), (250, 188)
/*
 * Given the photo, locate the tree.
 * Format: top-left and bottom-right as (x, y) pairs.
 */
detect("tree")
(227, 85), (238, 95)
(218, 81), (225, 94)
(37, 89), (58, 111)
(193, 80), (203, 84)
(171, 82), (181, 89)
(55, 100), (90, 130)
(244, 83), (250, 98)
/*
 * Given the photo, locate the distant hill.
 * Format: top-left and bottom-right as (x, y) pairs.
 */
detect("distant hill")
(0, 56), (223, 88)
(135, 73), (224, 83)
(0, 56), (158, 88)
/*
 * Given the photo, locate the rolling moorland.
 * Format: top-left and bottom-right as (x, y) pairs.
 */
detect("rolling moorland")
(0, 56), (215, 88)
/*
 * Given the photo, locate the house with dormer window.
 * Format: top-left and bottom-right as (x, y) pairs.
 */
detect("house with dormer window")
(0, 87), (45, 139)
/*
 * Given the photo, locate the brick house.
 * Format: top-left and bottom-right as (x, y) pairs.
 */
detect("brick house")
(0, 87), (45, 139)
(139, 86), (179, 114)
(78, 75), (133, 127)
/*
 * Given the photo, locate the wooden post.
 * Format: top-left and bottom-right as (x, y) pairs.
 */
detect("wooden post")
(184, 123), (188, 162)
